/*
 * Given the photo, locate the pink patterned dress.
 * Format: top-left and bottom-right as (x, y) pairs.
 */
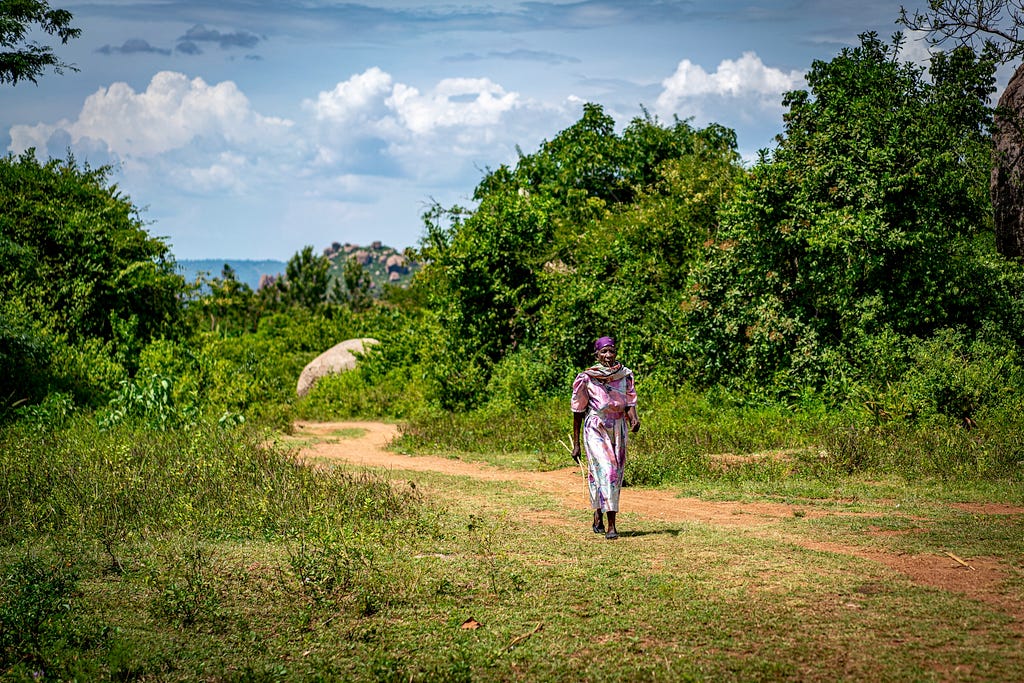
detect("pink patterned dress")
(571, 364), (637, 513)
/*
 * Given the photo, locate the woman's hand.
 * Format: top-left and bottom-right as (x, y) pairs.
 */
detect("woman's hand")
(628, 407), (640, 433)
(571, 442), (582, 464)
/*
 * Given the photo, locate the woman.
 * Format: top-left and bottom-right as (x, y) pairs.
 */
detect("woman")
(570, 336), (640, 540)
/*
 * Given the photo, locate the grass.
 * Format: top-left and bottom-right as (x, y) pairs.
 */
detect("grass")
(2, 409), (1023, 681)
(33, 504), (1019, 681)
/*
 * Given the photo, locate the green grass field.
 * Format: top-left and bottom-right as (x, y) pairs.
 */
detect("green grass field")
(2, 417), (1021, 681)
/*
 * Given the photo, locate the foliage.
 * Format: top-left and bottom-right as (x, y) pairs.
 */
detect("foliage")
(275, 245), (332, 312)
(900, 0), (1024, 63)
(343, 257), (374, 312)
(684, 33), (1016, 396)
(413, 105), (743, 407)
(0, 0), (80, 85)
(97, 373), (199, 431)
(0, 551), (107, 676)
(0, 416), (420, 550)
(187, 263), (262, 335)
(0, 152), (188, 411)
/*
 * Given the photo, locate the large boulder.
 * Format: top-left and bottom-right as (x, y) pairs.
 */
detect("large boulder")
(992, 62), (1024, 258)
(296, 338), (379, 397)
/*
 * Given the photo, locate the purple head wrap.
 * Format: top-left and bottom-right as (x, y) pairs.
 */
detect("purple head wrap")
(594, 336), (616, 351)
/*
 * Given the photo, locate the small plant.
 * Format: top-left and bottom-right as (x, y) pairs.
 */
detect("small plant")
(98, 373), (198, 431)
(285, 527), (352, 606)
(466, 514), (521, 595)
(147, 544), (223, 628)
(0, 551), (101, 671)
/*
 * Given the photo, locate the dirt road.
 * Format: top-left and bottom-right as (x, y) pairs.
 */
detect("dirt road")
(286, 420), (1023, 624)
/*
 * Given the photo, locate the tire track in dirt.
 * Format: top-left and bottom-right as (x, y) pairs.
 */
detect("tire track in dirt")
(286, 420), (1023, 625)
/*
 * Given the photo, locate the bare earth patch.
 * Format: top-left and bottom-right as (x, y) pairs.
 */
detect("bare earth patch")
(284, 421), (1023, 625)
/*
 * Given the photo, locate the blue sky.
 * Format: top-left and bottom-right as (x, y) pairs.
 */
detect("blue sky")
(5, 1), (950, 259)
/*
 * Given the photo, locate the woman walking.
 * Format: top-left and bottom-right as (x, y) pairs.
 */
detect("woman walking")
(570, 336), (640, 539)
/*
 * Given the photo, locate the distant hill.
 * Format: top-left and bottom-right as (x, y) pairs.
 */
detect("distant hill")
(323, 240), (418, 293)
(177, 259), (287, 290)
(177, 242), (419, 293)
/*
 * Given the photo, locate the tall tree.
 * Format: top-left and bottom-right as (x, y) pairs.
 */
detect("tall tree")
(0, 151), (186, 409)
(276, 246), (331, 312)
(686, 33), (1004, 392)
(901, 0), (1024, 62)
(900, 1), (1024, 257)
(0, 0), (80, 85)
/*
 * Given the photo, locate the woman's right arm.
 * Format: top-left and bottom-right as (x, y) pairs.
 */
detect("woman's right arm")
(571, 411), (584, 463)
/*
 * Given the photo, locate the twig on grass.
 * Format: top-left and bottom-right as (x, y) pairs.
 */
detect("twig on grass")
(944, 551), (975, 571)
(504, 623), (544, 652)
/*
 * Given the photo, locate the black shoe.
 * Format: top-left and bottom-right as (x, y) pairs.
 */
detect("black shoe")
(593, 523), (605, 534)
(605, 530), (618, 540)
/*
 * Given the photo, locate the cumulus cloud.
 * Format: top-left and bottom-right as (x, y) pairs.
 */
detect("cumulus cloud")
(9, 71), (294, 193)
(9, 71), (293, 159)
(656, 52), (804, 114)
(301, 67), (544, 183)
(308, 67), (394, 124)
(8, 65), (549, 208)
(387, 77), (520, 134)
(96, 39), (171, 56)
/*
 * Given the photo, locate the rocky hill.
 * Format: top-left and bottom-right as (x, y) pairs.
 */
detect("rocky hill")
(322, 240), (418, 293)
(177, 241), (418, 293)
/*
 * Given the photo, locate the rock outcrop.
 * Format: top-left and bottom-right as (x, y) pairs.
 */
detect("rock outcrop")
(296, 338), (379, 397)
(992, 62), (1024, 258)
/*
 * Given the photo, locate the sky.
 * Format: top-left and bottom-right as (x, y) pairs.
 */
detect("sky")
(3, 0), (964, 259)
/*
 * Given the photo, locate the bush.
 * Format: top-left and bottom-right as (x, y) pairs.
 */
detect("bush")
(0, 417), (421, 550)
(0, 551), (107, 676)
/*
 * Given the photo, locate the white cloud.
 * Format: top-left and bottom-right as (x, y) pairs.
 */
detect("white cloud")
(9, 71), (293, 158)
(898, 30), (936, 67)
(304, 69), (543, 183)
(174, 152), (249, 194)
(307, 67), (394, 124)
(656, 52), (804, 115)
(387, 77), (520, 134)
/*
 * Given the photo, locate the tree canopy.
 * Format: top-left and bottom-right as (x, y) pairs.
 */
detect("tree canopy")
(901, 0), (1024, 62)
(685, 33), (1016, 395)
(0, 0), (80, 85)
(0, 152), (186, 406)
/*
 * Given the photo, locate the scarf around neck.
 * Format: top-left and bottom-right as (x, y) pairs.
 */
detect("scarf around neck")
(583, 362), (628, 382)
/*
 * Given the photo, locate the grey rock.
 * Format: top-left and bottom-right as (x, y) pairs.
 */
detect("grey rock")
(296, 338), (380, 397)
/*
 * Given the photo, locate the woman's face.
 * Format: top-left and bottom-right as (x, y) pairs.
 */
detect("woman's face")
(596, 344), (617, 367)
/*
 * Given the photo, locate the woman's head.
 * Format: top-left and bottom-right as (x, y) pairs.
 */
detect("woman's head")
(594, 336), (617, 367)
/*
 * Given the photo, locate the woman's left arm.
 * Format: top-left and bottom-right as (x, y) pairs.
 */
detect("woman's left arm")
(627, 405), (640, 433)
(626, 371), (640, 433)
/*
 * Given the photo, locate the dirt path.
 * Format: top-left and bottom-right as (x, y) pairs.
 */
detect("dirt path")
(287, 420), (1022, 624)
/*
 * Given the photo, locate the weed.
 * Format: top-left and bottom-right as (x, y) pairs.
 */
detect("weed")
(0, 550), (108, 676)
(147, 544), (223, 628)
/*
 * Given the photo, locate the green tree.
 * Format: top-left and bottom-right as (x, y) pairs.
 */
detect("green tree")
(686, 33), (1007, 393)
(900, 0), (1024, 62)
(0, 0), (80, 85)
(538, 118), (743, 373)
(274, 245), (331, 312)
(0, 152), (185, 346)
(413, 104), (744, 407)
(0, 151), (187, 408)
(189, 264), (258, 335)
(342, 257), (373, 312)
